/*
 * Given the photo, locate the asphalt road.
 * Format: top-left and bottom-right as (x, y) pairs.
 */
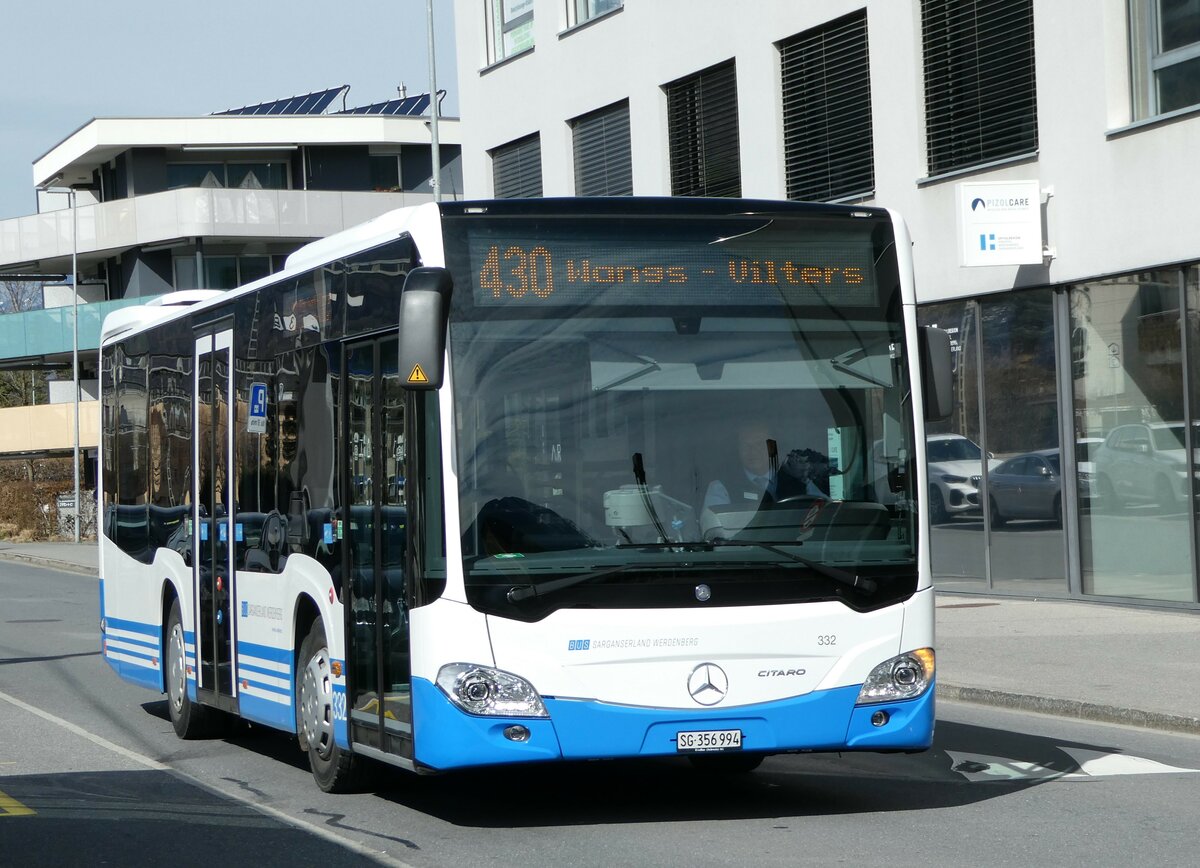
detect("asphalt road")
(3, 560), (1200, 867)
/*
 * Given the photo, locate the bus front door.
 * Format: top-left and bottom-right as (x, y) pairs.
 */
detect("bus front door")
(344, 336), (413, 759)
(193, 328), (238, 713)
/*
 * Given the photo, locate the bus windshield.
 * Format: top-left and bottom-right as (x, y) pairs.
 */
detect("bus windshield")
(442, 206), (918, 620)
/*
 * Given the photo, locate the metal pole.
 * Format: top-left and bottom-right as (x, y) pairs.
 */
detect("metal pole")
(71, 188), (81, 543)
(427, 0), (442, 202)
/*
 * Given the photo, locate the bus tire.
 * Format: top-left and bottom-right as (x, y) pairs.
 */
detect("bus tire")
(297, 617), (369, 793)
(166, 599), (214, 739)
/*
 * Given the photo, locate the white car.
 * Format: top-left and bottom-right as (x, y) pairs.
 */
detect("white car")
(925, 433), (997, 524)
(1091, 422), (1200, 511)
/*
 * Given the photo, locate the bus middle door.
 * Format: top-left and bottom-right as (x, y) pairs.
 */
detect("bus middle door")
(193, 327), (238, 714)
(343, 335), (413, 759)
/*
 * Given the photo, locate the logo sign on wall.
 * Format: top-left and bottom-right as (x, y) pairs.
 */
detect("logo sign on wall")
(957, 180), (1043, 267)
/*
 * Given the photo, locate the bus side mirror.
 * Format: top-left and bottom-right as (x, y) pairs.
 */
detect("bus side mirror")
(919, 326), (953, 422)
(398, 266), (453, 390)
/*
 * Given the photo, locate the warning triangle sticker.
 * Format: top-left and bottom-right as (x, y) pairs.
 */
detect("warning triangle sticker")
(407, 364), (429, 384)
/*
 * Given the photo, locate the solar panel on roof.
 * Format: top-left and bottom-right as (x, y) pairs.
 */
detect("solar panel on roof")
(337, 92), (440, 116)
(214, 85), (349, 116)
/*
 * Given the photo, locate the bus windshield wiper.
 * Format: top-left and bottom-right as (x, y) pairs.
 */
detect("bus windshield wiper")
(710, 539), (877, 594)
(506, 562), (654, 603)
(830, 346), (892, 388)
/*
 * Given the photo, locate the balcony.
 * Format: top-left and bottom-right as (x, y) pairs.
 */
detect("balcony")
(0, 187), (433, 268)
(0, 295), (158, 363)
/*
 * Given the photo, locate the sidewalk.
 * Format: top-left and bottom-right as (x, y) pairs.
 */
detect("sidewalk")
(2, 540), (1198, 734)
(936, 593), (1200, 733)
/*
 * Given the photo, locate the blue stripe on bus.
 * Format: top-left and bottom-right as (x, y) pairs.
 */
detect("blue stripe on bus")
(410, 678), (935, 771)
(237, 660), (291, 680)
(237, 640), (292, 664)
(112, 659), (163, 692)
(239, 692), (295, 733)
(240, 676), (292, 698)
(108, 646), (159, 665)
(105, 617), (160, 638)
(108, 635), (159, 653)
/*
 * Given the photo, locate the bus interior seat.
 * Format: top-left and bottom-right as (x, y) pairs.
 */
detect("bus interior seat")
(246, 511), (289, 572)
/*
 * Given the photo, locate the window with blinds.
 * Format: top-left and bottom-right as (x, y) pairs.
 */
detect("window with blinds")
(491, 134), (543, 198)
(779, 11), (873, 202)
(665, 60), (742, 197)
(921, 0), (1038, 176)
(571, 101), (632, 196)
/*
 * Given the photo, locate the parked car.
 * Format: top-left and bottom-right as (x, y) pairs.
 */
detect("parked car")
(1091, 422), (1200, 511)
(989, 443), (1105, 528)
(925, 433), (997, 524)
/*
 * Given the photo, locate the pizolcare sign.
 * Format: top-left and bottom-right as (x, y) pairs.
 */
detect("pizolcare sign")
(958, 180), (1043, 267)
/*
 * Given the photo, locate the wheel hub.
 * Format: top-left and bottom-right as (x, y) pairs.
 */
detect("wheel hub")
(300, 646), (335, 759)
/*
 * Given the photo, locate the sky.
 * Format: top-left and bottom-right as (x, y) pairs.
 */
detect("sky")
(0, 0), (459, 220)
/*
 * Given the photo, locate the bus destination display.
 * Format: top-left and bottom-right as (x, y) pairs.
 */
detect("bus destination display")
(467, 233), (880, 307)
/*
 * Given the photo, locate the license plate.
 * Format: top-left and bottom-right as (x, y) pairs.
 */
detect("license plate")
(676, 729), (743, 752)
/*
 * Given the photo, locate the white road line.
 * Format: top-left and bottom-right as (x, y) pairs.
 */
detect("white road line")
(948, 748), (1200, 782)
(0, 688), (165, 771)
(0, 688), (415, 868)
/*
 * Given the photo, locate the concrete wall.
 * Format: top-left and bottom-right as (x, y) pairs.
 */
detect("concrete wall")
(0, 401), (98, 453)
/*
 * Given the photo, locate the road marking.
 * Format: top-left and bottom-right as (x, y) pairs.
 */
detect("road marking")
(0, 789), (35, 817)
(0, 688), (415, 867)
(0, 688), (165, 771)
(1057, 746), (1200, 778)
(949, 748), (1200, 782)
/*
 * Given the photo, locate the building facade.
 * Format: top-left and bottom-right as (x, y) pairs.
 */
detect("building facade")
(452, 0), (1200, 607)
(0, 87), (461, 484)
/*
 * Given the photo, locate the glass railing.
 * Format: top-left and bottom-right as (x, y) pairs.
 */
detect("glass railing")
(0, 295), (160, 362)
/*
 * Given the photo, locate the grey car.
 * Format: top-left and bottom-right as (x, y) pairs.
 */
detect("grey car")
(988, 450), (1064, 527)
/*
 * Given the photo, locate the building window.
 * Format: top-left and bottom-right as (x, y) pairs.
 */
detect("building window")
(571, 101), (632, 196)
(369, 154), (401, 191)
(491, 134), (543, 198)
(779, 10), (874, 202)
(167, 161), (289, 190)
(921, 0), (1038, 176)
(566, 0), (622, 28)
(664, 60), (741, 198)
(174, 255), (275, 291)
(486, 0), (535, 65)
(1131, 0), (1200, 118)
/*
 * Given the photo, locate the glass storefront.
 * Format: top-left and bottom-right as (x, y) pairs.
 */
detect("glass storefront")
(919, 301), (986, 590)
(921, 267), (1200, 606)
(982, 291), (1067, 596)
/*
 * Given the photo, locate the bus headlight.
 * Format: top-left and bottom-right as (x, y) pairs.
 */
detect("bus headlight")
(855, 648), (935, 705)
(436, 663), (549, 718)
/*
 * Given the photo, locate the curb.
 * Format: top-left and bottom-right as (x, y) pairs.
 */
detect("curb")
(939, 683), (1200, 736)
(0, 551), (97, 577)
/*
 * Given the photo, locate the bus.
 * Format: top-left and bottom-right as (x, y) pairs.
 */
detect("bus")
(98, 198), (952, 791)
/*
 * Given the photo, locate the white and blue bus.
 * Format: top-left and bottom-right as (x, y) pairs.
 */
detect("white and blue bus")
(99, 198), (952, 791)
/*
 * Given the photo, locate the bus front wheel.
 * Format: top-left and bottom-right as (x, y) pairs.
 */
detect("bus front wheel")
(166, 599), (214, 739)
(297, 617), (370, 793)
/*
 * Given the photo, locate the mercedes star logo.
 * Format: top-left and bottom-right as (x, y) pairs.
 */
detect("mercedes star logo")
(687, 662), (729, 706)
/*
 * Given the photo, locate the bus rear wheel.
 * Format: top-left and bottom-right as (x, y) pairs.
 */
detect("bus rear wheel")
(166, 599), (214, 739)
(297, 617), (370, 793)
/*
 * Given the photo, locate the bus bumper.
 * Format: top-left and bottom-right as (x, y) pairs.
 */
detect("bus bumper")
(410, 677), (935, 771)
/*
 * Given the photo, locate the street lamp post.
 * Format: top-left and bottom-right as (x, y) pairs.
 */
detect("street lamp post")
(427, 0), (441, 203)
(70, 188), (80, 544)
